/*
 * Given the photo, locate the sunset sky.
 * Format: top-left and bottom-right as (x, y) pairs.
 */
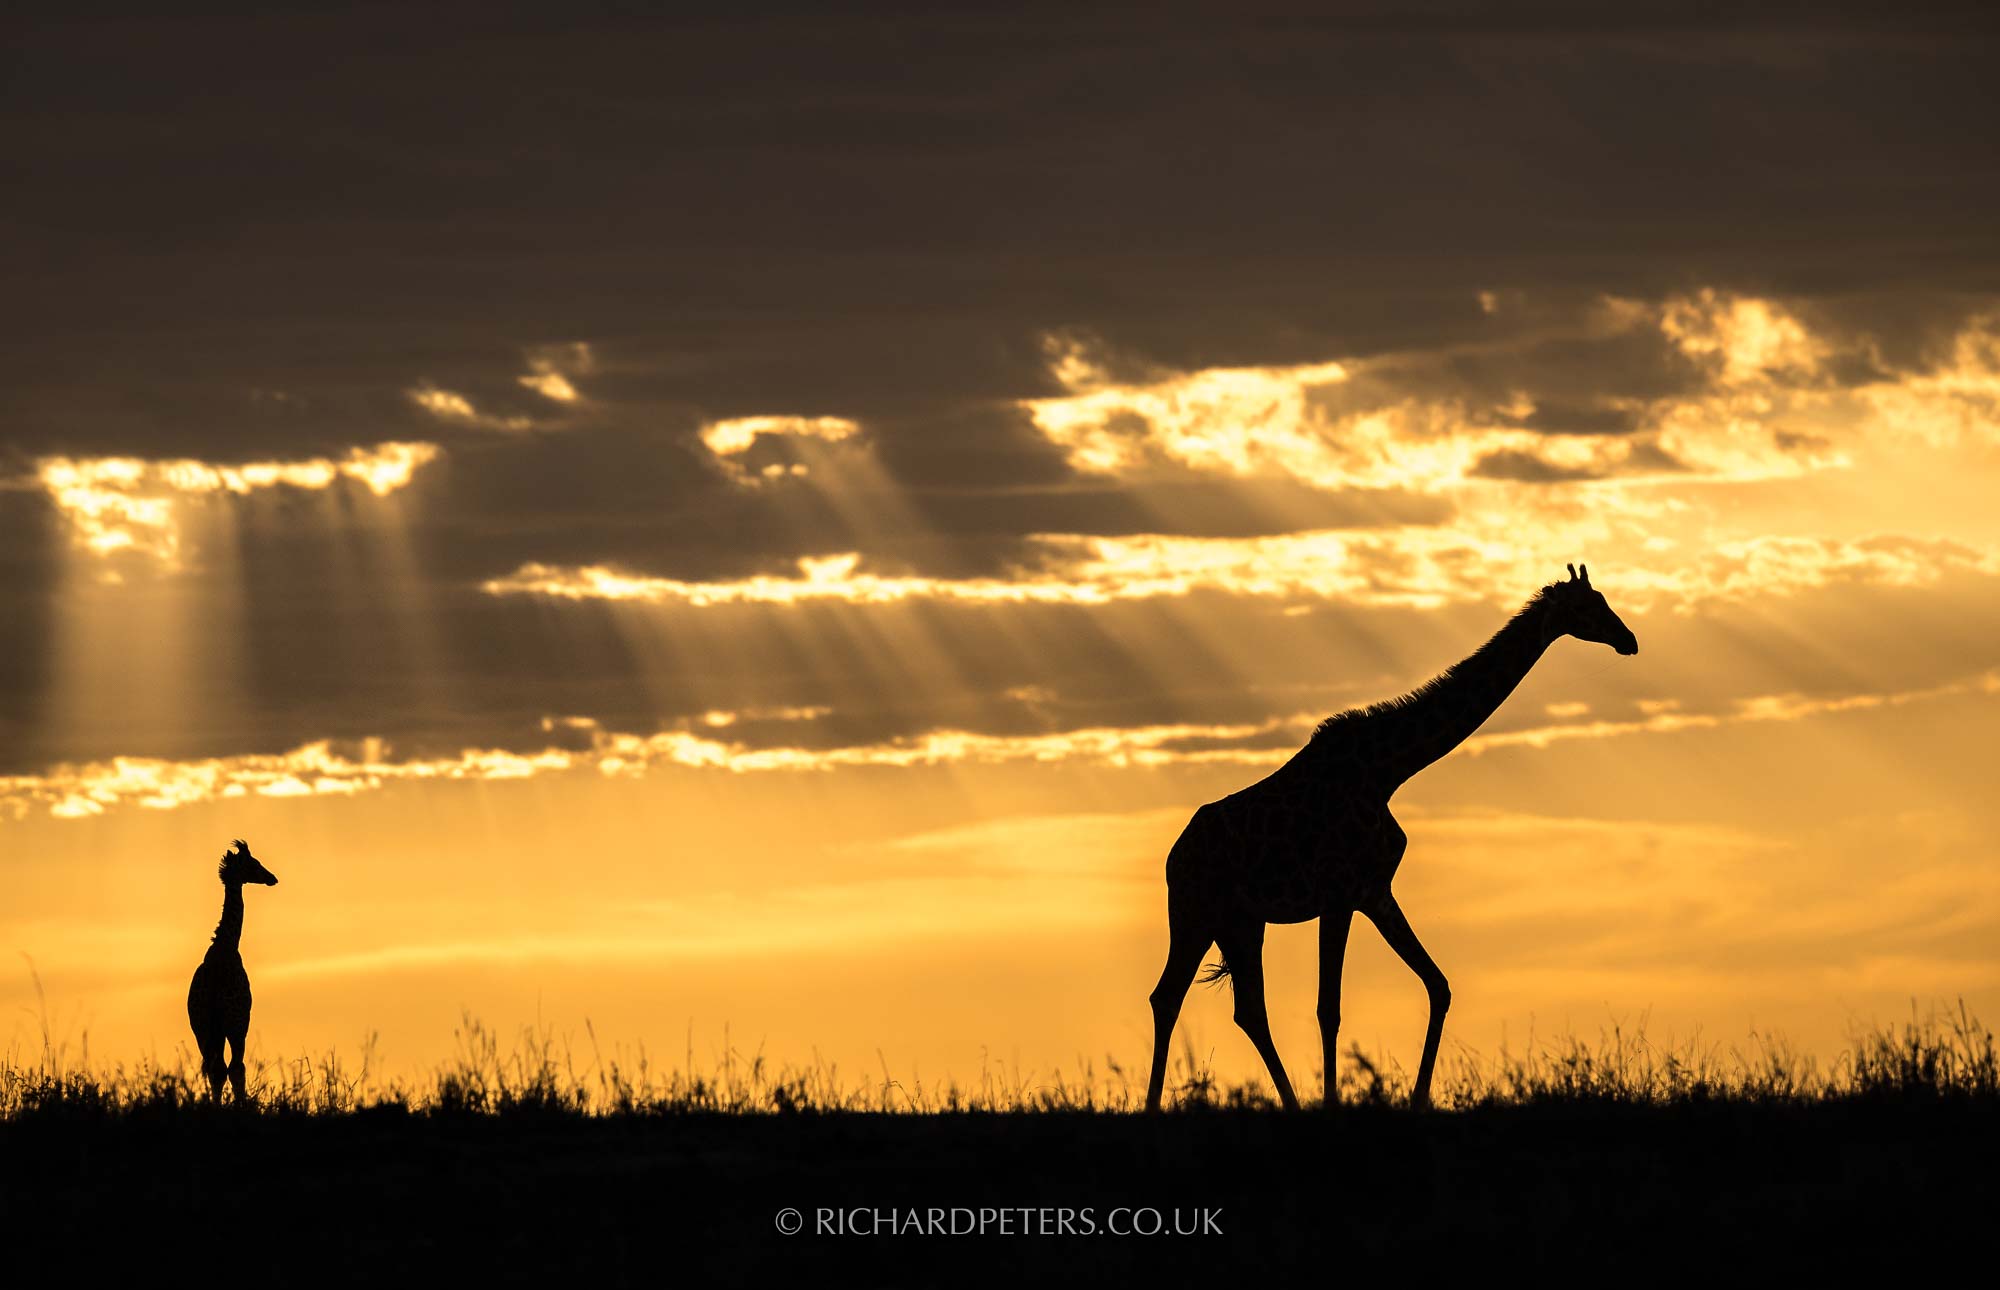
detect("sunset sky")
(5, 3), (1997, 1095)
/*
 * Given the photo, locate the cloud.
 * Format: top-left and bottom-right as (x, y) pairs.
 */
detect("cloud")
(408, 384), (534, 431)
(409, 386), (477, 420)
(34, 443), (440, 568)
(8, 666), (1995, 822)
(698, 415), (862, 483)
(1858, 313), (2000, 448)
(481, 529), (1998, 614)
(1024, 337), (1354, 480)
(0, 716), (1304, 821)
(517, 342), (593, 403)
(517, 371), (577, 402)
(688, 705), (832, 728)
(1017, 300), (2000, 498)
(1019, 336), (1660, 493)
(1020, 323), (1707, 494)
(1659, 536), (2000, 607)
(1468, 450), (1606, 484)
(13, 11), (1996, 493)
(1464, 669), (2000, 756)
(1660, 290), (1827, 386)
(480, 530), (1506, 608)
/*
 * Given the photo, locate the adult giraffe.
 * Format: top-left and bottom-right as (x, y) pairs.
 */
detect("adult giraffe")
(1144, 565), (1638, 1111)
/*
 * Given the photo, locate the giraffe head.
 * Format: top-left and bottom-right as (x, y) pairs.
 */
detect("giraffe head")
(218, 839), (280, 887)
(1546, 563), (1638, 656)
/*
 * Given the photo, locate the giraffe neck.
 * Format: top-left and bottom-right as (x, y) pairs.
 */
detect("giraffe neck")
(1369, 596), (1556, 788)
(209, 883), (245, 955)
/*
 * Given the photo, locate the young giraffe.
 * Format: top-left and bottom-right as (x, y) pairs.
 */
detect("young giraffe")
(1144, 565), (1638, 1112)
(187, 839), (279, 1104)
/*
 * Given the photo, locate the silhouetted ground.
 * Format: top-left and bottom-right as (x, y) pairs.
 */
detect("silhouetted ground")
(6, 1011), (1991, 1281)
(3, 1098), (1992, 1281)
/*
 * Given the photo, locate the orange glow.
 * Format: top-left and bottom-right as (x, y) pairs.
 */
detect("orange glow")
(7, 290), (2000, 1100)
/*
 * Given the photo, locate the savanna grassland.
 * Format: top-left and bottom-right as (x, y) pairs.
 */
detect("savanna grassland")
(3, 1007), (1993, 1283)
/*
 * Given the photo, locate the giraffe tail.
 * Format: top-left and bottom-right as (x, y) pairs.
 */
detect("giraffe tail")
(1197, 956), (1232, 986)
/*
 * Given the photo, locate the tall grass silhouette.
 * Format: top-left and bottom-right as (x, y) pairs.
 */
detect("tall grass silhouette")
(6, 1003), (1990, 1120)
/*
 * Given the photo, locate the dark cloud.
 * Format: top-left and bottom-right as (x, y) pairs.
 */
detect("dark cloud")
(1619, 440), (1692, 473)
(9, 4), (1998, 456)
(1303, 322), (1713, 431)
(0, 491), (60, 752)
(6, 2), (1998, 767)
(1772, 428), (1832, 455)
(1513, 400), (1646, 436)
(1467, 450), (1604, 484)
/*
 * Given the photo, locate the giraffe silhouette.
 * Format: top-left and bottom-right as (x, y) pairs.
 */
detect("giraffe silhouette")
(187, 839), (279, 1104)
(1144, 565), (1638, 1111)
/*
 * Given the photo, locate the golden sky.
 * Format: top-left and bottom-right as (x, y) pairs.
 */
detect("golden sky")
(4, 7), (1997, 1094)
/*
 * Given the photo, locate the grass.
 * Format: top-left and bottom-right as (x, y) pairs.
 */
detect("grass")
(5, 1005), (1992, 1279)
(5, 1002), (1992, 1119)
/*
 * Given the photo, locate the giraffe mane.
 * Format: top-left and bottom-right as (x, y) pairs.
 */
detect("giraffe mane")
(1308, 581), (1567, 742)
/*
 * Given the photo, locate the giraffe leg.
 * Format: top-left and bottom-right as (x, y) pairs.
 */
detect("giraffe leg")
(1144, 923), (1212, 1112)
(194, 1029), (225, 1104)
(227, 1031), (249, 1105)
(1318, 909), (1353, 1109)
(1216, 923), (1299, 1111)
(1365, 891), (1450, 1109)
